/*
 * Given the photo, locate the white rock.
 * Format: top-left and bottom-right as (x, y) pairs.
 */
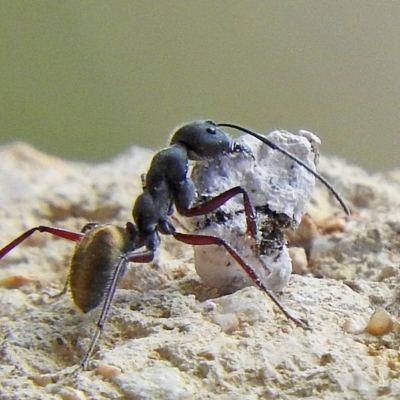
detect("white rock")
(189, 130), (318, 294)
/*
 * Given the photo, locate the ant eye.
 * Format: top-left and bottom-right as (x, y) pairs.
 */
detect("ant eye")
(206, 127), (216, 135)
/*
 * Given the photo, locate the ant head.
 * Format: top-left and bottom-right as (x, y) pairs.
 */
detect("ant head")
(170, 120), (235, 160)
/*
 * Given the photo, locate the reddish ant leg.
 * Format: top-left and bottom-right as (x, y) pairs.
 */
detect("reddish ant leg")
(173, 231), (309, 330)
(81, 249), (154, 370)
(179, 186), (257, 239)
(0, 226), (84, 294)
(0, 226), (84, 259)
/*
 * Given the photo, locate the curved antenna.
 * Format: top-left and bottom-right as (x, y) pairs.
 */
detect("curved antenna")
(218, 123), (350, 216)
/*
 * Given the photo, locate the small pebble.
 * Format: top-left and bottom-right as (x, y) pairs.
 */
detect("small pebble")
(342, 318), (363, 334)
(365, 308), (393, 336)
(31, 374), (53, 387)
(280, 325), (293, 334)
(378, 265), (398, 281)
(59, 388), (87, 400)
(96, 362), (122, 378)
(0, 274), (33, 288)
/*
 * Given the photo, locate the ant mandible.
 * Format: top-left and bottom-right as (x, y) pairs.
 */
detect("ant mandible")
(0, 120), (350, 370)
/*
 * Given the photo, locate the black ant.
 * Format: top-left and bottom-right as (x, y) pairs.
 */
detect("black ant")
(0, 120), (350, 370)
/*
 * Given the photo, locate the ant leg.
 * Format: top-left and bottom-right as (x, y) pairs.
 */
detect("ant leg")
(0, 226), (84, 259)
(173, 231), (309, 330)
(48, 275), (70, 299)
(179, 186), (257, 239)
(0, 226), (84, 298)
(81, 249), (154, 370)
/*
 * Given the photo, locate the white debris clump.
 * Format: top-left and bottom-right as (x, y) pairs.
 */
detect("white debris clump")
(189, 129), (320, 294)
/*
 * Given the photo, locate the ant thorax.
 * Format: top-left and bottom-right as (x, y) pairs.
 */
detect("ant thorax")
(189, 129), (320, 294)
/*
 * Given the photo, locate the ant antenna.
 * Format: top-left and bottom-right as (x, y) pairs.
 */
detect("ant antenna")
(218, 123), (350, 216)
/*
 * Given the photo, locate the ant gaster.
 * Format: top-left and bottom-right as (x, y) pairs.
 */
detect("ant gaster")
(0, 120), (350, 370)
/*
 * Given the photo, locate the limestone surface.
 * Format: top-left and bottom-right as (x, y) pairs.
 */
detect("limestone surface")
(0, 140), (400, 399)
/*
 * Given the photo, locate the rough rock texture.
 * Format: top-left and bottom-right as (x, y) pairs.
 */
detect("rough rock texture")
(1, 140), (400, 399)
(189, 130), (318, 294)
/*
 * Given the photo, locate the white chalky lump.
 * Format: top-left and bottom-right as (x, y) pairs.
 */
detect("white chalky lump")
(190, 130), (320, 294)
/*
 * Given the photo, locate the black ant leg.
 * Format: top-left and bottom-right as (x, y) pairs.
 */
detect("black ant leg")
(0, 226), (84, 259)
(173, 232), (309, 330)
(178, 186), (257, 239)
(81, 249), (154, 370)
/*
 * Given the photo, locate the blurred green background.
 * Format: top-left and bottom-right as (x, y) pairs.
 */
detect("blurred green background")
(1, 1), (399, 171)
